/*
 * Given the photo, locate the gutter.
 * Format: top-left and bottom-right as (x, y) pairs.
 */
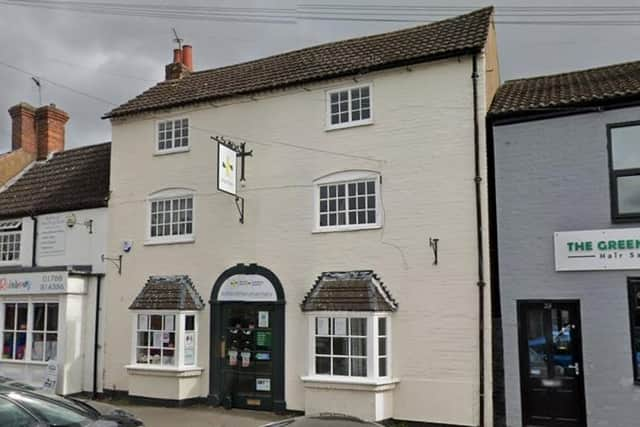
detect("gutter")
(30, 215), (38, 267)
(472, 53), (486, 427)
(93, 274), (103, 398)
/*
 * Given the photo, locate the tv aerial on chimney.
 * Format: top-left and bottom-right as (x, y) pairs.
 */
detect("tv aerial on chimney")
(172, 28), (183, 49)
(31, 77), (42, 105)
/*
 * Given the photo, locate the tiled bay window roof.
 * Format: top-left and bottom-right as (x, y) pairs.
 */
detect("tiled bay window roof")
(301, 270), (398, 312)
(130, 275), (205, 311)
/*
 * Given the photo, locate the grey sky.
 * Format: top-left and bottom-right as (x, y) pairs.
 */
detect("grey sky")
(1, 0), (639, 153)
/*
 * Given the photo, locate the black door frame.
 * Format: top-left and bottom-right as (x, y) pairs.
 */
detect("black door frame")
(208, 263), (286, 412)
(517, 299), (588, 427)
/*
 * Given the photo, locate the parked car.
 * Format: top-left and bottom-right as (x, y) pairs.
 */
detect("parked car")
(262, 414), (384, 427)
(0, 380), (143, 427)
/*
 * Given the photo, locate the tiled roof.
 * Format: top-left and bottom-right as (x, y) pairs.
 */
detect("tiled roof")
(0, 143), (111, 219)
(489, 59), (640, 119)
(129, 275), (205, 311)
(301, 271), (398, 312)
(105, 7), (493, 119)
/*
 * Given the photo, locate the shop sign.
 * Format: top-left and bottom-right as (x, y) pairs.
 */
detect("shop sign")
(555, 228), (640, 271)
(218, 274), (277, 301)
(38, 214), (66, 257)
(0, 272), (67, 294)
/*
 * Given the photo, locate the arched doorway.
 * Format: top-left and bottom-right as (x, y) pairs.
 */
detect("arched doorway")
(209, 263), (286, 412)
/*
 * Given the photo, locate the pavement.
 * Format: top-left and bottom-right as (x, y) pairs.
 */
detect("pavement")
(117, 403), (287, 427)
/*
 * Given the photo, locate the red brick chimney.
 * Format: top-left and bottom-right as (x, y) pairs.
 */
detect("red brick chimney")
(8, 103), (37, 155)
(165, 45), (193, 80)
(34, 104), (69, 160)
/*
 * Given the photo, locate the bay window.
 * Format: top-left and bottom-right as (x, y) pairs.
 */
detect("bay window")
(132, 312), (198, 369)
(309, 313), (390, 380)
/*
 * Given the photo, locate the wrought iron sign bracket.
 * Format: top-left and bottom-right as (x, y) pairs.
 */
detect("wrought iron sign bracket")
(429, 237), (439, 265)
(235, 196), (245, 224)
(101, 254), (123, 275)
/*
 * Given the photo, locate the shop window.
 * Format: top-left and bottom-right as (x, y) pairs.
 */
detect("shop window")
(314, 171), (382, 232)
(132, 312), (198, 368)
(608, 122), (640, 221)
(311, 314), (390, 380)
(157, 118), (189, 153)
(2, 303), (27, 360)
(0, 220), (21, 264)
(628, 279), (640, 383)
(31, 303), (58, 362)
(327, 84), (372, 129)
(147, 189), (195, 244)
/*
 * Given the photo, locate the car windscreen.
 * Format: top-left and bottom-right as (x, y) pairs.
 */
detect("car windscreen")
(8, 392), (93, 427)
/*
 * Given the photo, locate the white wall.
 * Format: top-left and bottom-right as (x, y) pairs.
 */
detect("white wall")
(3, 208), (108, 273)
(105, 54), (492, 425)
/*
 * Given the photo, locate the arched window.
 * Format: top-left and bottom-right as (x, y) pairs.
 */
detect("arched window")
(313, 170), (382, 232)
(146, 188), (195, 245)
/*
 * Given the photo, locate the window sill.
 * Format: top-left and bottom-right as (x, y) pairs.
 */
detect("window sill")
(126, 364), (203, 378)
(312, 224), (382, 234)
(0, 359), (49, 366)
(301, 375), (399, 391)
(144, 237), (195, 246)
(325, 119), (373, 132)
(154, 147), (190, 156)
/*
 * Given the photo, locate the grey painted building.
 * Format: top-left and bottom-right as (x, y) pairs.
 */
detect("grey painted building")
(489, 61), (640, 427)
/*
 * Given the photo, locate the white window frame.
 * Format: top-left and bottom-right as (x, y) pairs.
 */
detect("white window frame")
(129, 310), (199, 370)
(0, 299), (60, 364)
(0, 220), (22, 265)
(313, 170), (383, 233)
(326, 83), (373, 130)
(306, 312), (391, 383)
(145, 188), (195, 245)
(155, 117), (190, 155)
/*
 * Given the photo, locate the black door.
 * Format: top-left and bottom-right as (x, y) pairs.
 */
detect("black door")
(518, 301), (587, 427)
(220, 303), (275, 410)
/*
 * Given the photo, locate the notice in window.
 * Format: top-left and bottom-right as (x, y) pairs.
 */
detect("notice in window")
(258, 311), (269, 328)
(184, 332), (195, 365)
(256, 378), (271, 392)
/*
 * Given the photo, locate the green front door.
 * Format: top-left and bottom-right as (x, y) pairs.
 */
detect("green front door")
(220, 303), (275, 410)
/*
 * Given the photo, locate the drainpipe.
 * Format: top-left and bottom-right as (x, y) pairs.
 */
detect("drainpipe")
(92, 275), (102, 399)
(472, 53), (486, 427)
(30, 215), (38, 267)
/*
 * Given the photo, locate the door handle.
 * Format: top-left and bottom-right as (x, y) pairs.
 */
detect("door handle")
(568, 362), (580, 376)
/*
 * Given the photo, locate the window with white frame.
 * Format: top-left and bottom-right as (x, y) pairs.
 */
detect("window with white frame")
(327, 85), (372, 128)
(148, 193), (194, 241)
(157, 118), (189, 152)
(133, 312), (198, 368)
(2, 303), (27, 360)
(0, 220), (21, 263)
(31, 303), (58, 362)
(1, 302), (59, 362)
(311, 314), (390, 379)
(315, 171), (381, 231)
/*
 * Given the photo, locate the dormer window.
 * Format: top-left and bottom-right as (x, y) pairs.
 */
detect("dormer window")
(157, 118), (189, 153)
(326, 84), (373, 130)
(0, 220), (21, 264)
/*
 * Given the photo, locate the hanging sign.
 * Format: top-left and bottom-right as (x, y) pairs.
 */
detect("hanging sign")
(217, 142), (237, 196)
(218, 274), (277, 302)
(555, 228), (640, 271)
